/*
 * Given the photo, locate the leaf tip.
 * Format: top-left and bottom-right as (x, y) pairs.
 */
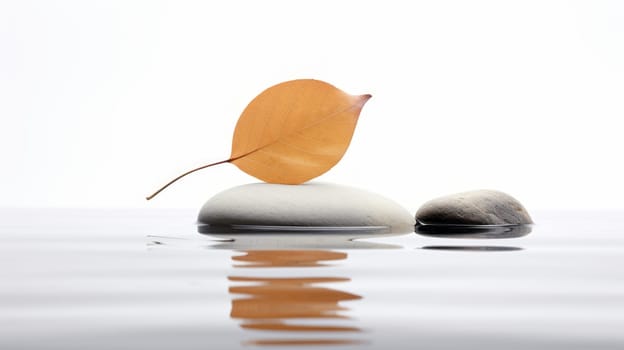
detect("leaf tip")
(356, 94), (372, 107)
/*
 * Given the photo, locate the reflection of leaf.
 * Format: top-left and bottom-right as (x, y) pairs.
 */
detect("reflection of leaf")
(228, 251), (364, 346)
(231, 250), (347, 268)
(146, 79), (370, 200)
(231, 79), (371, 184)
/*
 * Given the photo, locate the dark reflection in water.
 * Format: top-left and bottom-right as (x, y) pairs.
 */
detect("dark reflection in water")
(228, 250), (364, 347)
(422, 245), (523, 252)
(415, 223), (532, 239)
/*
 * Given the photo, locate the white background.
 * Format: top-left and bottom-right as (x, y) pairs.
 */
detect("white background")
(1, 0), (623, 212)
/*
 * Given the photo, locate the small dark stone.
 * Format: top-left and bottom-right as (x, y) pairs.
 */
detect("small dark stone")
(416, 190), (533, 226)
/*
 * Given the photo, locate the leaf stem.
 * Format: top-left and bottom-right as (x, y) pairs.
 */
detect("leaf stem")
(145, 159), (231, 200)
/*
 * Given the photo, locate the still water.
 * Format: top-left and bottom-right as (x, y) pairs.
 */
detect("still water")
(1, 209), (623, 349)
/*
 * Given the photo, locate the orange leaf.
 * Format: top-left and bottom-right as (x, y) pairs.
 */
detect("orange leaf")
(230, 79), (371, 184)
(146, 79), (370, 200)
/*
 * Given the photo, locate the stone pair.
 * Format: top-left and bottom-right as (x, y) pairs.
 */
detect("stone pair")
(198, 183), (533, 238)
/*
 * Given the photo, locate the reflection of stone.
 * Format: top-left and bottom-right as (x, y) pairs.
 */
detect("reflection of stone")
(228, 250), (363, 347)
(198, 183), (415, 234)
(422, 245), (523, 252)
(206, 233), (403, 250)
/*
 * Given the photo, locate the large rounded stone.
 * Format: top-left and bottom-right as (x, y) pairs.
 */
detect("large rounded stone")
(416, 190), (533, 225)
(198, 183), (415, 233)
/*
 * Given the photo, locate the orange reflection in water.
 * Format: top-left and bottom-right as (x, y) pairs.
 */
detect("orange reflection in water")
(229, 250), (364, 346)
(232, 250), (347, 268)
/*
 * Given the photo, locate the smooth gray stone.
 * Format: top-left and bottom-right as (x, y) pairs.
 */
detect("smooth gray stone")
(416, 190), (533, 225)
(198, 183), (415, 233)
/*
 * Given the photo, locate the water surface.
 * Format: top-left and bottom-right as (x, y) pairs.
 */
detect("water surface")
(1, 209), (623, 349)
